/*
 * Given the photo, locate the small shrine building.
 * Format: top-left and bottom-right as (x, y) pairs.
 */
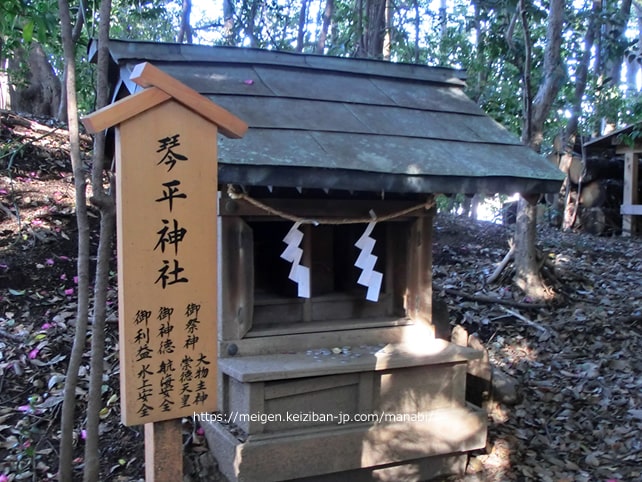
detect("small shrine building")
(94, 39), (564, 481)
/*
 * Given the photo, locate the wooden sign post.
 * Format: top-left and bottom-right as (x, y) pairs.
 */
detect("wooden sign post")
(82, 63), (247, 480)
(621, 150), (640, 236)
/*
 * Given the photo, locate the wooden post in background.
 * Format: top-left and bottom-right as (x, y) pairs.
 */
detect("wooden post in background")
(622, 150), (639, 237)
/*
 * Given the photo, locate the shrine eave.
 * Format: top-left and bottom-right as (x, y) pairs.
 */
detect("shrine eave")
(219, 164), (562, 196)
(93, 38), (565, 195)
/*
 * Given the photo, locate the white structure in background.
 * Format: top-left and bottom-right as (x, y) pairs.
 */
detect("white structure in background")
(0, 59), (10, 110)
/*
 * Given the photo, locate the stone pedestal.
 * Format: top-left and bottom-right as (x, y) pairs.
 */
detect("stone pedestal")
(201, 339), (487, 481)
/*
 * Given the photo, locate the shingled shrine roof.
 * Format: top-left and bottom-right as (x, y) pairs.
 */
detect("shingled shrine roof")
(583, 123), (641, 151)
(93, 39), (564, 195)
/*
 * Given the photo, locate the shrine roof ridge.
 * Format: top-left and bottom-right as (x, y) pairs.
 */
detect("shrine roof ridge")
(92, 38), (467, 87)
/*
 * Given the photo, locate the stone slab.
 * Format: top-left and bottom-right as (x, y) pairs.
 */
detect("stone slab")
(219, 339), (482, 383)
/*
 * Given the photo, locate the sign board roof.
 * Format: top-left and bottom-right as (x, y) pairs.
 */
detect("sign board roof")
(94, 39), (564, 194)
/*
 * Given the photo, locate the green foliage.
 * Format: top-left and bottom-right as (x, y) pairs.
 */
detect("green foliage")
(435, 193), (467, 215)
(325, 0), (361, 56)
(0, 0), (59, 59)
(110, 0), (177, 41)
(617, 114), (642, 148)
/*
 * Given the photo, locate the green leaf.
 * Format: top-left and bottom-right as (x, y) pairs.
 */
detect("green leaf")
(22, 20), (34, 43)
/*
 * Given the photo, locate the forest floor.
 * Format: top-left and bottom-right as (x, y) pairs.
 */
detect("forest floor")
(0, 112), (641, 481)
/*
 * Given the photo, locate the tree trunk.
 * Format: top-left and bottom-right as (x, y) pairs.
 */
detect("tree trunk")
(625, 3), (642, 93)
(223, 0), (235, 44)
(382, 0), (392, 60)
(519, 0), (533, 144)
(244, 0), (259, 48)
(438, 0), (448, 62)
(413, 0), (420, 63)
(58, 0), (91, 479)
(564, 0), (599, 144)
(514, 195), (549, 299)
(356, 0), (386, 58)
(597, 0), (632, 134)
(315, 0), (334, 53)
(471, 194), (482, 220)
(296, 0), (309, 52)
(607, 0), (633, 89)
(9, 42), (60, 117)
(178, 0), (193, 43)
(57, 7), (85, 122)
(83, 0), (116, 479)
(469, 1), (488, 104)
(513, 0), (564, 301)
(83, 205), (115, 482)
(530, 0), (564, 147)
(356, 0), (365, 56)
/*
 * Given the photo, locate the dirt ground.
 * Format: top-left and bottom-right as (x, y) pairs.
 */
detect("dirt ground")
(0, 111), (641, 481)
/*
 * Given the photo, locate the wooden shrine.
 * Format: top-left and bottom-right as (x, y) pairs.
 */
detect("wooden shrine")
(92, 39), (564, 481)
(211, 191), (487, 481)
(584, 126), (642, 236)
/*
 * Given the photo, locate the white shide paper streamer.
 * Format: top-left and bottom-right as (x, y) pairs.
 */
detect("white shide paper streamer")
(280, 222), (311, 298)
(354, 221), (383, 302)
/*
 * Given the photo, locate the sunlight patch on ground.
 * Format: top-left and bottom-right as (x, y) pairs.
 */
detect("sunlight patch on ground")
(473, 436), (513, 477)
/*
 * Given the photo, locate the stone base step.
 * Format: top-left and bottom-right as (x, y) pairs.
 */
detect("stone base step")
(201, 405), (487, 482)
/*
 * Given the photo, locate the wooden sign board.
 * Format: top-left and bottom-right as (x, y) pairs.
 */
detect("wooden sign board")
(115, 100), (219, 425)
(82, 62), (247, 428)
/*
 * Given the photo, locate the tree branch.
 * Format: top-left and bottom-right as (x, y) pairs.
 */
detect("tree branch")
(442, 287), (549, 310)
(531, 0), (565, 131)
(487, 242), (515, 284)
(499, 306), (551, 334)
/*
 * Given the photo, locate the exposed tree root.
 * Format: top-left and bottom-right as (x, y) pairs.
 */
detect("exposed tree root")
(487, 241), (515, 284)
(487, 241), (561, 302)
(486, 240), (561, 295)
